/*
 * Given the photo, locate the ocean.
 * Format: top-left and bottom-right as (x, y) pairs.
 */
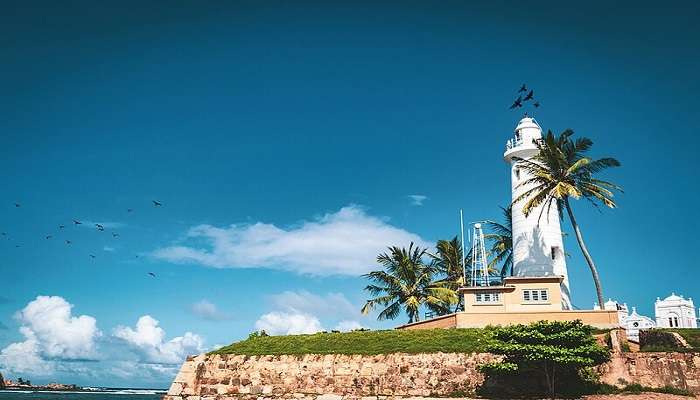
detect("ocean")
(0, 389), (165, 400)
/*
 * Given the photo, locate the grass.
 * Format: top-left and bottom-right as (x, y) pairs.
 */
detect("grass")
(596, 383), (695, 397)
(211, 328), (494, 356)
(664, 328), (700, 349)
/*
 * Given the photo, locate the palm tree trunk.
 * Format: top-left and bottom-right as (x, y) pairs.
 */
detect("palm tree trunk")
(564, 197), (605, 308)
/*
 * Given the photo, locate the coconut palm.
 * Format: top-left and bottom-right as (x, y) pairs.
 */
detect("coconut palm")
(484, 206), (513, 279)
(512, 129), (621, 307)
(361, 243), (457, 323)
(429, 237), (466, 312)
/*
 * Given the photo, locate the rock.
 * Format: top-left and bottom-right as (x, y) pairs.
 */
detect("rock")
(316, 395), (343, 400)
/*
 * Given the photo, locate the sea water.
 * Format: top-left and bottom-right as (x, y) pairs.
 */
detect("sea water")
(0, 389), (165, 400)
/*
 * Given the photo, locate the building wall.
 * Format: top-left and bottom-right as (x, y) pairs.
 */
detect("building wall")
(455, 309), (619, 329)
(398, 314), (457, 330)
(461, 279), (563, 314)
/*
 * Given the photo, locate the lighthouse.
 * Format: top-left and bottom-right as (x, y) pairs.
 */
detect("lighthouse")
(504, 116), (571, 309)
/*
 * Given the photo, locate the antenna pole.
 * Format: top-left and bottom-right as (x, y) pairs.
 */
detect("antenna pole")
(460, 209), (466, 284)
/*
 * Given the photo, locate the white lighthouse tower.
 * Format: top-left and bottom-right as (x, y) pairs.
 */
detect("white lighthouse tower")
(504, 116), (571, 309)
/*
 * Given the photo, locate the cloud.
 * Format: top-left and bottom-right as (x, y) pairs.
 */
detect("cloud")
(268, 291), (357, 318)
(254, 312), (323, 336)
(190, 300), (231, 321)
(153, 205), (430, 275)
(103, 246), (115, 252)
(334, 320), (365, 332)
(0, 296), (101, 375)
(113, 315), (204, 364)
(407, 195), (428, 206)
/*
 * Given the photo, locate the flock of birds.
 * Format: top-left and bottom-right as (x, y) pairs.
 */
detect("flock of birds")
(509, 84), (540, 110)
(3, 200), (163, 278)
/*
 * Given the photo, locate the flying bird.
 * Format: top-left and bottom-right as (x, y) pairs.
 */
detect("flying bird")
(112, 232), (120, 238)
(127, 208), (133, 213)
(1, 232), (6, 236)
(509, 96), (523, 109)
(89, 254), (96, 259)
(148, 272), (156, 277)
(95, 224), (105, 231)
(14, 203), (21, 208)
(518, 84), (527, 93)
(152, 200), (162, 207)
(73, 220), (82, 225)
(534, 101), (540, 108)
(65, 240), (72, 245)
(59, 225), (65, 229)
(15, 244), (21, 248)
(46, 235), (52, 239)
(524, 90), (534, 101)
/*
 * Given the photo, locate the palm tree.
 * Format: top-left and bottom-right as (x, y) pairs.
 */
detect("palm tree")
(429, 237), (466, 312)
(484, 206), (513, 280)
(512, 129), (621, 307)
(361, 243), (457, 323)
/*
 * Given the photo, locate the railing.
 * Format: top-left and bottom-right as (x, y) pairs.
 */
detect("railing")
(505, 137), (544, 151)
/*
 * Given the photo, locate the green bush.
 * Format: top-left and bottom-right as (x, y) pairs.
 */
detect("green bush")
(478, 320), (610, 398)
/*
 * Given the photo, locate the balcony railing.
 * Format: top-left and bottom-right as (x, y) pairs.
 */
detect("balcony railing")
(505, 137), (543, 151)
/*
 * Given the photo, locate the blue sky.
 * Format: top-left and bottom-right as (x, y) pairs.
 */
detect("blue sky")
(2, 0), (699, 388)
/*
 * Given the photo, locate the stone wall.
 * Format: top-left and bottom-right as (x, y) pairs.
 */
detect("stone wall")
(165, 351), (700, 400)
(164, 352), (497, 400)
(599, 352), (700, 393)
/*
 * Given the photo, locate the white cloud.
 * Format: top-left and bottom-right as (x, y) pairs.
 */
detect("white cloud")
(190, 300), (231, 321)
(269, 291), (357, 318)
(153, 205), (430, 276)
(407, 194), (428, 206)
(0, 296), (101, 375)
(113, 315), (204, 364)
(254, 312), (324, 336)
(334, 320), (365, 332)
(103, 246), (115, 252)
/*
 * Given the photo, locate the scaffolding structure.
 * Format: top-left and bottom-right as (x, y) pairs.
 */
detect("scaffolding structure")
(470, 223), (491, 287)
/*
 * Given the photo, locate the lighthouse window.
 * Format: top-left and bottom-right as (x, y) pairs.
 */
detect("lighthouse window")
(551, 246), (559, 260)
(515, 168), (521, 180)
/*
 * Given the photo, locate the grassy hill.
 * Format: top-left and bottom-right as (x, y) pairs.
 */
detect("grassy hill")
(211, 328), (494, 356)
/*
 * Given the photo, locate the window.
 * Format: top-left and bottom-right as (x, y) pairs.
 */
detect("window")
(515, 168), (521, 180)
(551, 246), (558, 260)
(674, 317), (679, 327)
(523, 289), (549, 303)
(669, 317), (674, 327)
(475, 291), (500, 304)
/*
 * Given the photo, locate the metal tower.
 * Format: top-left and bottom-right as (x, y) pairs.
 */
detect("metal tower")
(470, 223), (491, 287)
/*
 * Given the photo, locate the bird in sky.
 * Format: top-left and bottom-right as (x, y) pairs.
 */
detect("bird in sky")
(1, 232), (6, 236)
(509, 96), (523, 109)
(15, 244), (21, 248)
(152, 200), (162, 207)
(73, 220), (82, 225)
(65, 240), (72, 245)
(95, 224), (105, 231)
(524, 90), (534, 101)
(59, 224), (65, 229)
(518, 84), (527, 93)
(534, 101), (540, 108)
(127, 208), (133, 213)
(148, 272), (156, 277)
(45, 235), (52, 239)
(89, 254), (96, 259)
(112, 232), (120, 238)
(14, 203), (21, 207)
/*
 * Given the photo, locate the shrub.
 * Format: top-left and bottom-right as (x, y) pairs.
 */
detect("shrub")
(478, 320), (610, 398)
(639, 329), (686, 352)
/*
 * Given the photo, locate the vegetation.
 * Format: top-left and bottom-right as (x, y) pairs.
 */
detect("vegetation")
(512, 129), (622, 308)
(479, 320), (609, 398)
(211, 328), (493, 356)
(484, 205), (513, 279)
(360, 243), (457, 323)
(596, 383), (695, 397)
(429, 237), (466, 312)
(640, 328), (700, 352)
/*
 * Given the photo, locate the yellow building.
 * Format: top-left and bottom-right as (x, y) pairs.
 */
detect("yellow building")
(397, 276), (619, 330)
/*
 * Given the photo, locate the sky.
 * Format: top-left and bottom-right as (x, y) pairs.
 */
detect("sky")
(2, 0), (700, 389)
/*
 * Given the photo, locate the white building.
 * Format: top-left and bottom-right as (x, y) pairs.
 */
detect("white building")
(504, 117), (571, 309)
(602, 299), (656, 341)
(655, 293), (698, 328)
